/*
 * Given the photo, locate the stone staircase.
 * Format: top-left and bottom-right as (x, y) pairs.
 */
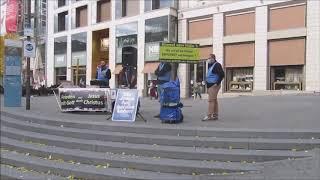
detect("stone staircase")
(1, 111), (320, 179)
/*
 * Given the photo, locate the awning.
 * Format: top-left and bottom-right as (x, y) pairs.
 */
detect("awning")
(142, 62), (160, 74)
(113, 64), (123, 74)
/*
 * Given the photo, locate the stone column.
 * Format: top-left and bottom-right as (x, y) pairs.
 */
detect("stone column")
(86, 3), (93, 84)
(306, 1), (320, 92)
(137, 18), (145, 96)
(213, 13), (224, 92)
(46, 0), (55, 86)
(254, 6), (268, 91)
(178, 19), (189, 98)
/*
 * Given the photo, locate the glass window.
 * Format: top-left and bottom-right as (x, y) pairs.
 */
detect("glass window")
(97, 0), (111, 23)
(76, 6), (88, 28)
(145, 16), (168, 43)
(54, 36), (67, 55)
(57, 0), (67, 8)
(72, 33), (87, 85)
(55, 11), (68, 32)
(145, 0), (177, 12)
(54, 36), (67, 68)
(72, 67), (86, 86)
(116, 22), (138, 37)
(116, 22), (138, 63)
(115, 0), (127, 19)
(55, 67), (67, 85)
(145, 0), (152, 12)
(72, 33), (87, 52)
(72, 33), (87, 65)
(54, 36), (67, 85)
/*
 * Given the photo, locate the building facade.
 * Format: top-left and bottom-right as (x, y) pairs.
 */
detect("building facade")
(46, 0), (320, 97)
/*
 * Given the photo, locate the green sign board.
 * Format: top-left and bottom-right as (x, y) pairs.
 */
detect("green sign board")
(159, 43), (200, 63)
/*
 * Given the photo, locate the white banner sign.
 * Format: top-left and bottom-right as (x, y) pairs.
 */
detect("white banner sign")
(24, 40), (35, 58)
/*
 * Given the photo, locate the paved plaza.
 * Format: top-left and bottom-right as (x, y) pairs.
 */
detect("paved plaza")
(1, 94), (320, 130)
(1, 94), (320, 179)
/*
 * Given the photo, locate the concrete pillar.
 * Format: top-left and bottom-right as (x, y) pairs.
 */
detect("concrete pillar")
(213, 13), (224, 92)
(108, 0), (116, 88)
(86, 32), (92, 85)
(66, 35), (72, 81)
(137, 19), (145, 96)
(46, 0), (55, 86)
(306, 1), (320, 92)
(86, 3), (93, 84)
(91, 1), (97, 25)
(109, 26), (116, 89)
(178, 19), (189, 98)
(254, 6), (268, 91)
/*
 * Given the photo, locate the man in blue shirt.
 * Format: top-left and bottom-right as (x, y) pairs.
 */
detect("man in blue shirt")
(203, 54), (225, 121)
(96, 60), (111, 88)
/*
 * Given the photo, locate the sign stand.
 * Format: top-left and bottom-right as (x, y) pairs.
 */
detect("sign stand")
(111, 89), (146, 122)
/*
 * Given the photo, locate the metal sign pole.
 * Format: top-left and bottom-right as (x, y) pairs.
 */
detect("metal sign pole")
(26, 0), (31, 110)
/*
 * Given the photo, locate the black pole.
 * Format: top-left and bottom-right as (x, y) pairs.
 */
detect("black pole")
(26, 0), (31, 110)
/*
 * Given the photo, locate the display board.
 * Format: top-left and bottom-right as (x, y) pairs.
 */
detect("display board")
(112, 89), (139, 122)
(59, 88), (108, 111)
(159, 43), (200, 63)
(4, 39), (22, 107)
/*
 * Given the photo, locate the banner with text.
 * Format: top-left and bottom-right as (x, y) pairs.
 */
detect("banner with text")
(59, 88), (108, 111)
(159, 43), (200, 63)
(112, 89), (139, 122)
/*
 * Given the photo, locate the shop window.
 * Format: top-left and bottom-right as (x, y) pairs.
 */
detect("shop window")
(54, 37), (67, 85)
(57, 11), (68, 32)
(72, 33), (87, 85)
(76, 6), (88, 28)
(97, 0), (111, 23)
(55, 67), (67, 85)
(271, 66), (303, 90)
(116, 22), (138, 64)
(72, 67), (86, 87)
(226, 68), (254, 92)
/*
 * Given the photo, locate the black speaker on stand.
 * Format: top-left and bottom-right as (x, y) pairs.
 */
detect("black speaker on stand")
(122, 46), (137, 68)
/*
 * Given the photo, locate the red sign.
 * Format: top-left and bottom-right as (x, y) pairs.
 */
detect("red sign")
(6, 0), (18, 33)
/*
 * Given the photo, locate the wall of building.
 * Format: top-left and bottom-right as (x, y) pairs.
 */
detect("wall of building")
(47, 0), (178, 96)
(178, 0), (319, 95)
(46, 0), (320, 98)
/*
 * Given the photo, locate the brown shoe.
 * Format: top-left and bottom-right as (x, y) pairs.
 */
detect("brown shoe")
(211, 114), (218, 120)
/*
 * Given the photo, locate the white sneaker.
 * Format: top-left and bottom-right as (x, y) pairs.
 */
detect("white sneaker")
(202, 115), (212, 121)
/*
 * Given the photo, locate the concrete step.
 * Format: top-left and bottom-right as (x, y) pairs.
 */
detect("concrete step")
(1, 164), (66, 180)
(0, 126), (312, 162)
(2, 116), (319, 152)
(1, 137), (261, 175)
(1, 150), (193, 180)
(2, 111), (320, 139)
(3, 121), (320, 150)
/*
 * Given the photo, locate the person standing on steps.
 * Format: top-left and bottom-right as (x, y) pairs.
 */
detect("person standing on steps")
(202, 54), (225, 121)
(154, 62), (172, 118)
